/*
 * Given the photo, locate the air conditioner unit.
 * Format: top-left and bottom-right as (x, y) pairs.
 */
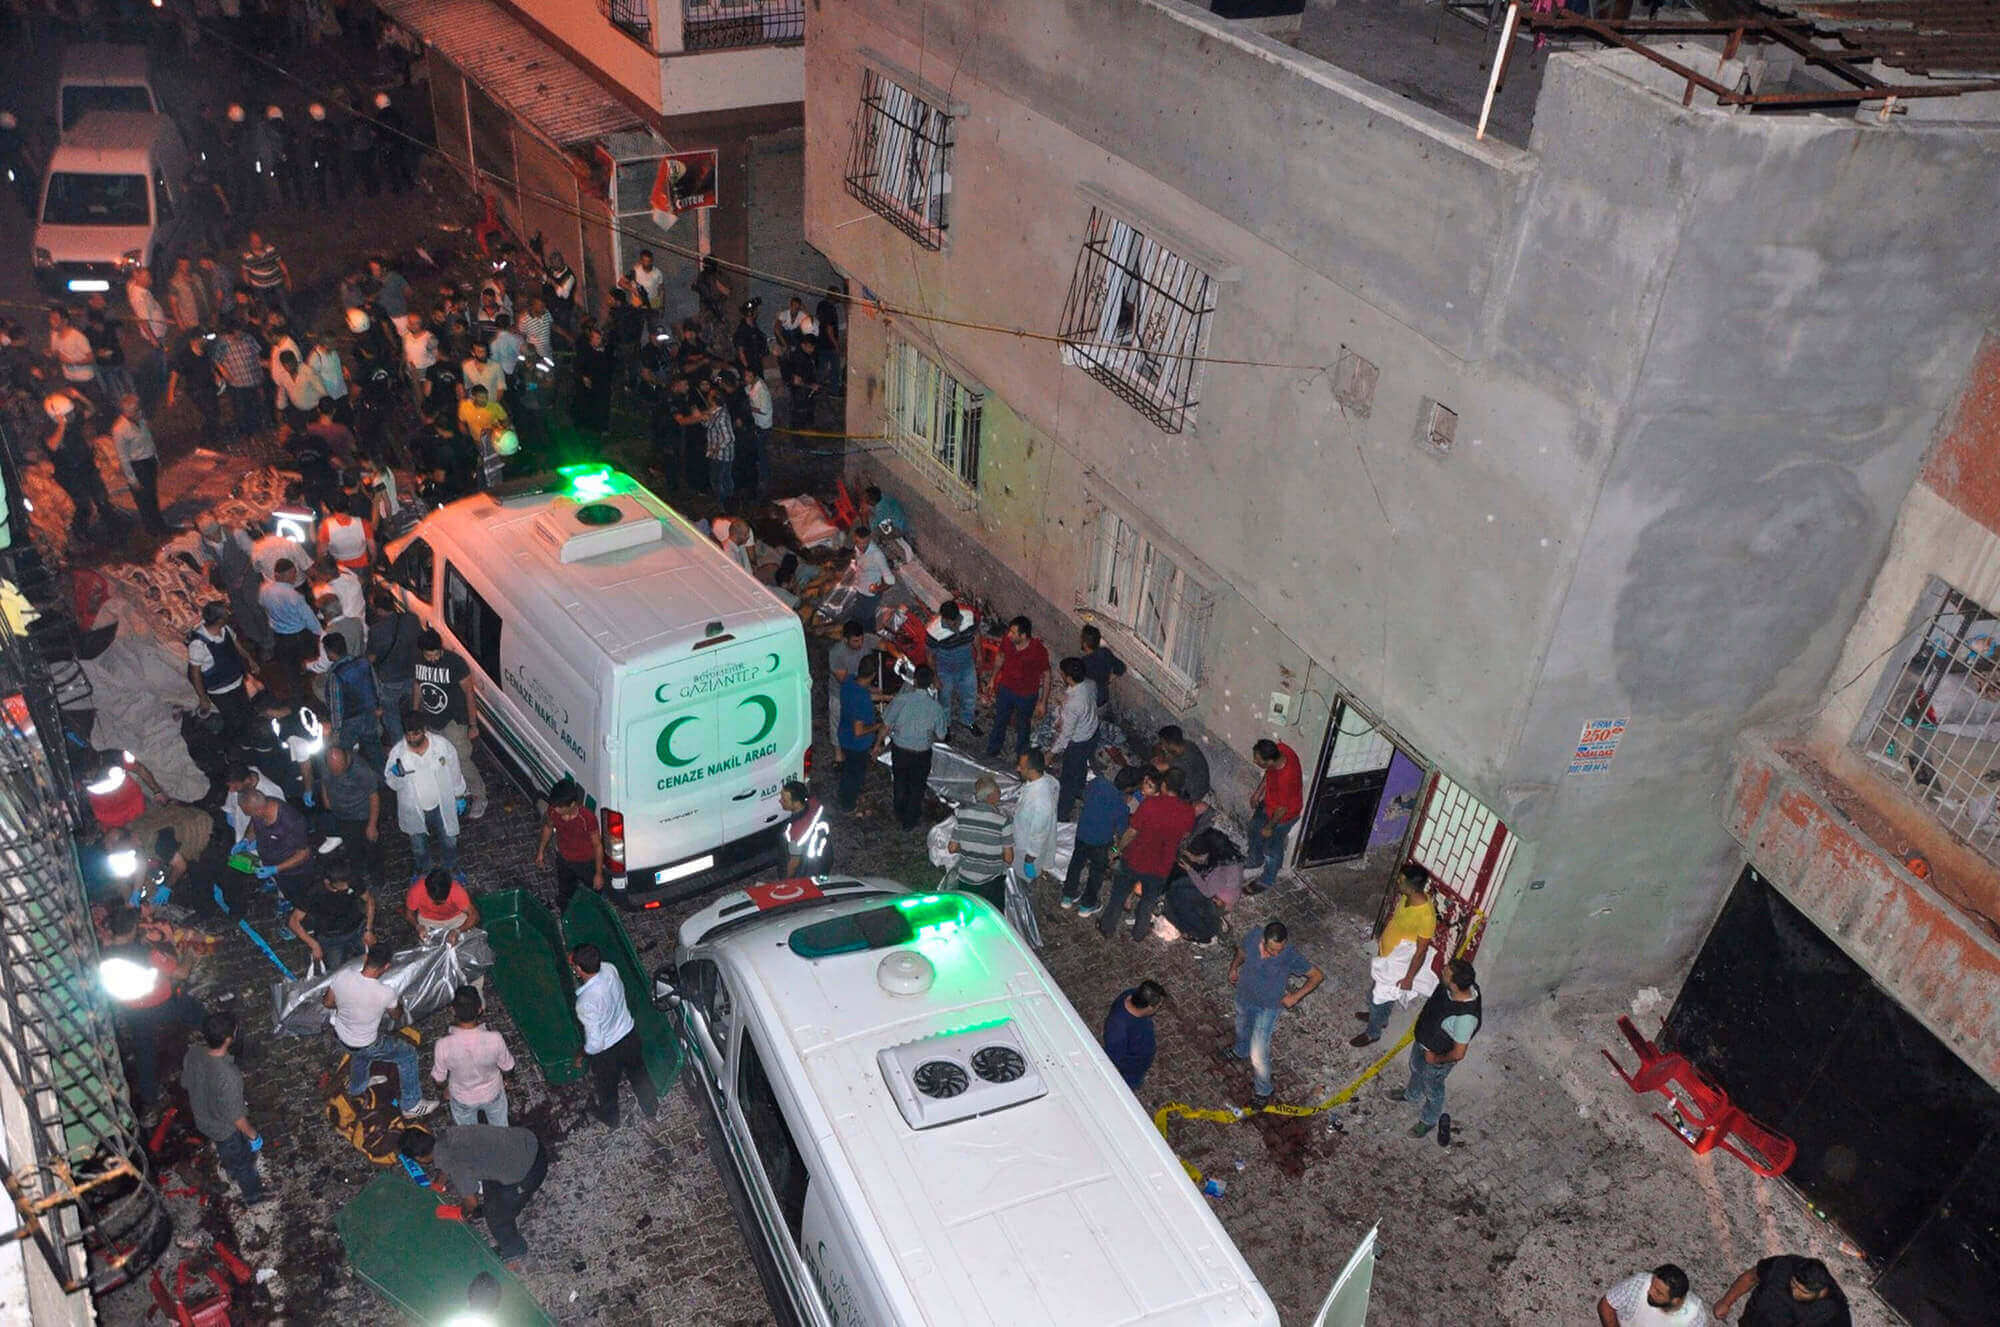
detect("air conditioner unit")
(877, 1018), (1047, 1130)
(531, 495), (665, 563)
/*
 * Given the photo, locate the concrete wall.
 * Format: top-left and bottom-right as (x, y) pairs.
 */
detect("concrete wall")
(502, 0), (667, 107)
(806, 0), (2000, 999)
(1486, 51), (2000, 996)
(660, 46), (804, 116)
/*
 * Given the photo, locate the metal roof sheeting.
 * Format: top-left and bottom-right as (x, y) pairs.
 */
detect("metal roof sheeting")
(376, 0), (644, 146)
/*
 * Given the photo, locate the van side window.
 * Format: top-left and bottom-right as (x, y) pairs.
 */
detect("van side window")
(151, 171), (174, 223)
(391, 537), (434, 603)
(736, 1031), (809, 1242)
(680, 958), (733, 1049)
(444, 562), (504, 678)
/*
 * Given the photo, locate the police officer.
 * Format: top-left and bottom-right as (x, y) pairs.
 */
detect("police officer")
(779, 781), (828, 876)
(304, 102), (341, 208)
(237, 692), (321, 806)
(219, 103), (253, 221)
(342, 97), (379, 197)
(187, 600), (259, 737)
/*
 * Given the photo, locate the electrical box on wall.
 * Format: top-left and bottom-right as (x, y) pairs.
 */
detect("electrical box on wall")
(1268, 691), (1293, 724)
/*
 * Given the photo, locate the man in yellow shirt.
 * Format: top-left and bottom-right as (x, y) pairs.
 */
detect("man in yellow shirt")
(456, 384), (508, 445)
(1352, 863), (1438, 1047)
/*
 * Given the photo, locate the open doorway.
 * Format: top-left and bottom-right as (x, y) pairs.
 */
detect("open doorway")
(1297, 697), (1424, 868)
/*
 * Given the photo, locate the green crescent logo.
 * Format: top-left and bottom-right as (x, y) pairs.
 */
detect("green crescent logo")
(738, 694), (778, 746)
(765, 652), (781, 675)
(656, 715), (700, 767)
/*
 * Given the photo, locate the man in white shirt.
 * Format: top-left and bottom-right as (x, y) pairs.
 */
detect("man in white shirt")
(222, 763), (285, 845)
(630, 250), (665, 330)
(461, 340), (506, 402)
(743, 372), (773, 497)
(111, 394), (168, 534)
(385, 720), (466, 878)
(775, 295), (818, 353)
(1014, 748), (1060, 885)
(848, 524), (895, 631)
(1596, 1265), (1711, 1327)
(570, 943), (658, 1128)
(307, 334), (347, 404)
(1050, 656), (1100, 820)
(48, 305), (98, 397)
(323, 943), (436, 1115)
(400, 312), (438, 405)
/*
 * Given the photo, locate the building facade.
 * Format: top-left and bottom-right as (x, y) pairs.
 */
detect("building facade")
(803, 0), (2000, 1005)
(378, 0), (812, 316)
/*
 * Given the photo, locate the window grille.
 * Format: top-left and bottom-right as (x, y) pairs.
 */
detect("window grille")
(1333, 346), (1379, 416)
(1080, 506), (1214, 705)
(683, 0), (805, 51)
(1855, 580), (2000, 867)
(1059, 208), (1217, 434)
(886, 340), (982, 494)
(600, 0), (651, 45)
(844, 70), (953, 249)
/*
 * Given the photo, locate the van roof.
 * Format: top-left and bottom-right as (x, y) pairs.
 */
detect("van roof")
(51, 112), (175, 167)
(702, 884), (1279, 1326)
(399, 468), (800, 666)
(59, 43), (151, 84)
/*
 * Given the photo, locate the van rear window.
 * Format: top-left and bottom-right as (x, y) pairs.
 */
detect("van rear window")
(788, 894), (971, 959)
(41, 172), (147, 226)
(62, 85), (153, 127)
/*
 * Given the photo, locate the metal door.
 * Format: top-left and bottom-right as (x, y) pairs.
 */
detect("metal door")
(1406, 771), (1514, 963)
(1298, 698), (1409, 868)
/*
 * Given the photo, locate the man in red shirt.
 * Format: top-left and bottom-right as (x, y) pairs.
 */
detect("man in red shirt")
(1098, 767), (1196, 940)
(1247, 738), (1303, 896)
(534, 779), (602, 913)
(983, 616), (1051, 762)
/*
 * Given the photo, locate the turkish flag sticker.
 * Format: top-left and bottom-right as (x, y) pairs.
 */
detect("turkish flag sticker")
(745, 878), (825, 910)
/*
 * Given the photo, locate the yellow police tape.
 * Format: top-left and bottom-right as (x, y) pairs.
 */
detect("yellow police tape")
(1156, 909), (1487, 1184)
(1153, 1027), (1416, 1185)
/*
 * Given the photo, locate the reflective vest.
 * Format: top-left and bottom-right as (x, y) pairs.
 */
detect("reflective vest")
(785, 800), (828, 862)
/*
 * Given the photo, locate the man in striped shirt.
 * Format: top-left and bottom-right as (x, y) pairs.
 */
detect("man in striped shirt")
(238, 232), (291, 322)
(947, 776), (1014, 912)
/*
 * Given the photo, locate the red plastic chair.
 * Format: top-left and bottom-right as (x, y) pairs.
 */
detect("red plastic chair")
(1602, 1016), (1797, 1176)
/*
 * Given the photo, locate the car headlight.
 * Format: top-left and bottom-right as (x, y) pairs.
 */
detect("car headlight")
(120, 248), (144, 269)
(33, 247), (51, 268)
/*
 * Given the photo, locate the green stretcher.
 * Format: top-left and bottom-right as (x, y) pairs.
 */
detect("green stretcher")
(477, 890), (585, 1085)
(335, 1173), (552, 1325)
(559, 890), (683, 1095)
(475, 889), (683, 1095)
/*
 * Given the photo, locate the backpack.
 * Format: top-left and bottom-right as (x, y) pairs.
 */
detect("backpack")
(324, 1028), (429, 1165)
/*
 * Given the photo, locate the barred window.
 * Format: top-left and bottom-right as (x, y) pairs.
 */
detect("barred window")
(1081, 506), (1214, 705)
(599, 0), (650, 45)
(1059, 209), (1217, 434)
(682, 0), (804, 52)
(844, 70), (953, 249)
(886, 340), (982, 493)
(1854, 579), (2000, 868)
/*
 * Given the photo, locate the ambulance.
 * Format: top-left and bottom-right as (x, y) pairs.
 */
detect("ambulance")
(654, 876), (1281, 1326)
(381, 466), (810, 907)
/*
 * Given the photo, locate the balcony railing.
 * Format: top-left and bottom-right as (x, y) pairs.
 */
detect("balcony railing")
(683, 0), (804, 51)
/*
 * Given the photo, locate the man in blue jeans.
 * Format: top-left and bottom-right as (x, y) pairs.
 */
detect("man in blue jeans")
(1245, 738), (1303, 896)
(1393, 958), (1481, 1139)
(325, 942), (437, 1116)
(836, 671), (882, 812)
(985, 617), (1050, 761)
(181, 1011), (271, 1205)
(927, 601), (980, 742)
(1227, 920), (1324, 1105)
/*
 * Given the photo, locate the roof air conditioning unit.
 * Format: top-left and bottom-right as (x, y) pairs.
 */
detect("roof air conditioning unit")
(531, 494), (665, 563)
(877, 1018), (1047, 1129)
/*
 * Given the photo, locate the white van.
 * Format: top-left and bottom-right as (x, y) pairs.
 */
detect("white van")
(32, 112), (188, 296)
(57, 44), (160, 130)
(656, 878), (1281, 1327)
(380, 466), (811, 908)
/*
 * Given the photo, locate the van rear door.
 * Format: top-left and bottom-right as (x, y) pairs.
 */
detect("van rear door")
(619, 626), (807, 872)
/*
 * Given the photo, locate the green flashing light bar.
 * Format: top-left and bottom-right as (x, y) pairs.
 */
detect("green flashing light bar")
(789, 893), (975, 959)
(488, 464), (639, 504)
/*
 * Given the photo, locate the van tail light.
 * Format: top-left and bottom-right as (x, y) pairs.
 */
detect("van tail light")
(601, 808), (626, 873)
(803, 745), (814, 776)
